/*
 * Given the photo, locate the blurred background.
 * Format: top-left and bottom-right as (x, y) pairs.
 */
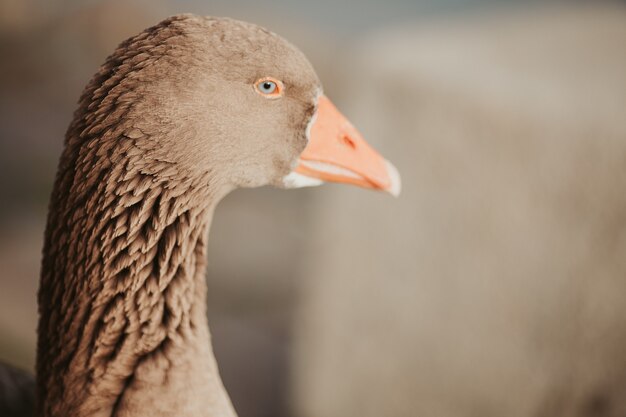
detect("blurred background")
(1, 0), (626, 416)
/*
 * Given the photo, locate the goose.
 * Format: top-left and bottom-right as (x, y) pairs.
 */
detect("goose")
(5, 14), (400, 417)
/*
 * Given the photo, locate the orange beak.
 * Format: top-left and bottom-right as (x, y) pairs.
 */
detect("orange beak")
(294, 95), (401, 197)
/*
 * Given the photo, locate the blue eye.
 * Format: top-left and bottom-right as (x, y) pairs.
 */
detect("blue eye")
(255, 78), (282, 97)
(259, 81), (276, 94)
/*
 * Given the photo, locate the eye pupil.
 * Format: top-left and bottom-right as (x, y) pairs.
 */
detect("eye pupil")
(263, 82), (272, 90)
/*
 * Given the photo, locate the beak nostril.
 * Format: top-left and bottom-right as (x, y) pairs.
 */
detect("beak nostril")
(340, 134), (357, 149)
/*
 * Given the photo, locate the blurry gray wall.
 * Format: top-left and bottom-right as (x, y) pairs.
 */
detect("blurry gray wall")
(1, 1), (625, 417)
(293, 4), (626, 417)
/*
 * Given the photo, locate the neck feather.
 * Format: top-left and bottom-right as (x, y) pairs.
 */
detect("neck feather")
(37, 135), (235, 416)
(38, 24), (236, 415)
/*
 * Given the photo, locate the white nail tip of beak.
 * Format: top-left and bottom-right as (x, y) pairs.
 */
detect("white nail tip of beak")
(282, 171), (324, 189)
(385, 159), (402, 197)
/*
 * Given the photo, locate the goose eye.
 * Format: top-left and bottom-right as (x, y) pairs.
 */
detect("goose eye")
(254, 77), (283, 98)
(259, 81), (276, 94)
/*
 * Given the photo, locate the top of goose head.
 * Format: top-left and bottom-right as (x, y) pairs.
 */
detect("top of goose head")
(85, 14), (400, 199)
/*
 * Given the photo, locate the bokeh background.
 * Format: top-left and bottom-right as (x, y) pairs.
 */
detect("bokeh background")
(1, 0), (626, 416)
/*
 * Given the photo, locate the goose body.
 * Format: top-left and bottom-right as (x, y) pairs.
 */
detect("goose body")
(31, 14), (399, 417)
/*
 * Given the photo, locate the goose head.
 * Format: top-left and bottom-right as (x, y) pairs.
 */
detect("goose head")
(117, 15), (400, 198)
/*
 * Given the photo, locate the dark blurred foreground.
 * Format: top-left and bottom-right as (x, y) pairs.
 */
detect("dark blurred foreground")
(0, 362), (35, 417)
